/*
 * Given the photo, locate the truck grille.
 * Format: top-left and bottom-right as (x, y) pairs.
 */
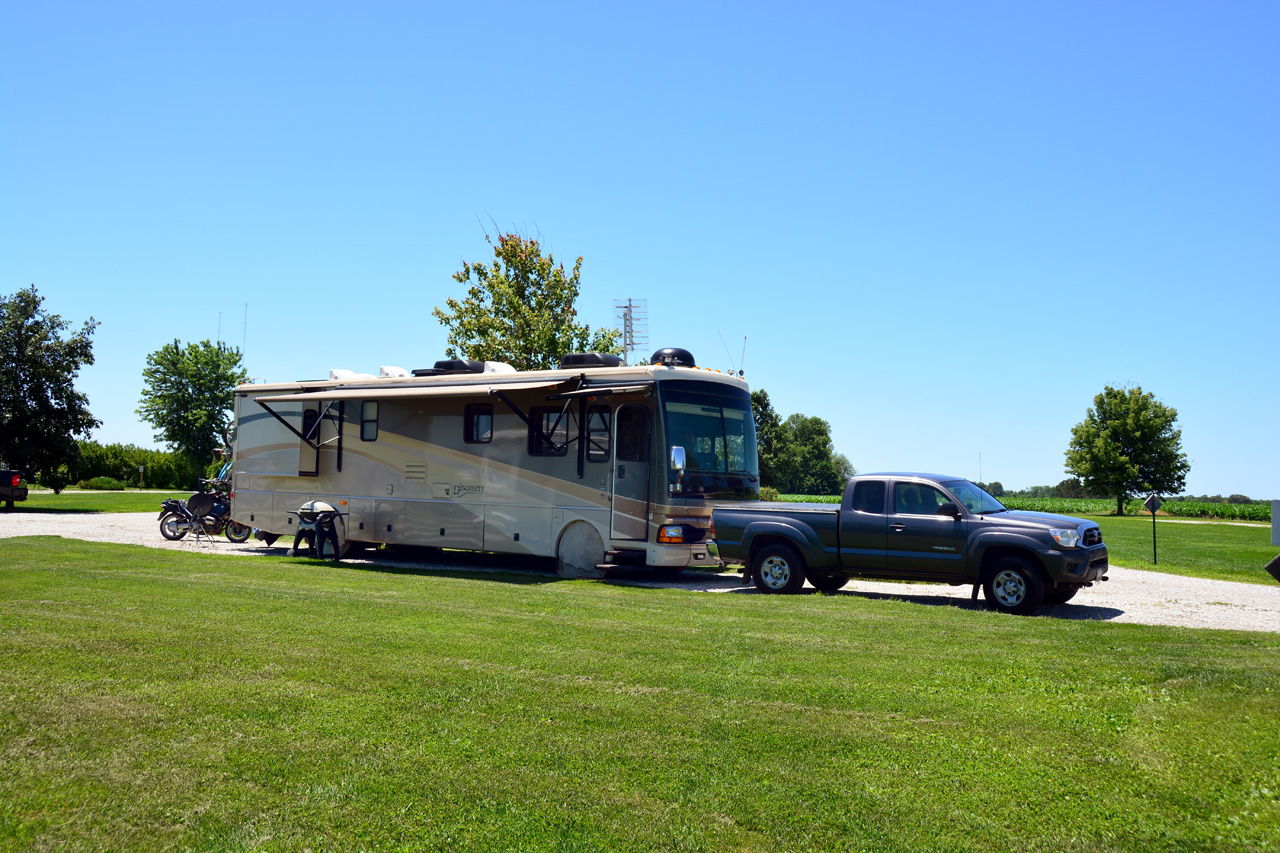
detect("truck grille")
(1083, 528), (1102, 547)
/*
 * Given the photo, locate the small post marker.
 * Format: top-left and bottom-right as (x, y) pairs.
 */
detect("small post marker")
(1143, 494), (1162, 564)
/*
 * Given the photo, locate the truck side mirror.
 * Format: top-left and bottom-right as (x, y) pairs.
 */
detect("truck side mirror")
(937, 502), (962, 519)
(670, 446), (686, 472)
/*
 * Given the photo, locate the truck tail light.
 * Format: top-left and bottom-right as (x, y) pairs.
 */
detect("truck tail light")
(709, 518), (715, 540)
(10, 475), (19, 487)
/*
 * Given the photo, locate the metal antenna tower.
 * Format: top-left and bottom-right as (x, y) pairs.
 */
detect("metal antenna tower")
(613, 298), (648, 365)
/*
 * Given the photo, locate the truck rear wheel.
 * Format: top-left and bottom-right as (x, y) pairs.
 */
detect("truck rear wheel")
(751, 543), (807, 594)
(983, 556), (1045, 615)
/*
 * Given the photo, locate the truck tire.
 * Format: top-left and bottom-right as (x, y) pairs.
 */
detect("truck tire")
(751, 543), (807, 594)
(1043, 587), (1079, 605)
(809, 573), (848, 594)
(983, 556), (1045, 615)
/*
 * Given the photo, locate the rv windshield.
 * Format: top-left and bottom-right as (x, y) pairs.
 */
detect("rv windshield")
(660, 380), (759, 500)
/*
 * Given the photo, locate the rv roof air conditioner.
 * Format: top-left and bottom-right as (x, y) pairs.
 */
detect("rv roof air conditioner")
(411, 358), (517, 377)
(329, 369), (377, 381)
(379, 366), (410, 378)
(650, 347), (696, 368)
(560, 352), (625, 369)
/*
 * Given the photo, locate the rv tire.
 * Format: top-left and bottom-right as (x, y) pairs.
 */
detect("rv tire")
(557, 521), (607, 579)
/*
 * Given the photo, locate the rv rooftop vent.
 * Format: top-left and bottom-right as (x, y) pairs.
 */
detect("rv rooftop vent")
(379, 366), (410, 378)
(560, 352), (625, 369)
(650, 347), (696, 368)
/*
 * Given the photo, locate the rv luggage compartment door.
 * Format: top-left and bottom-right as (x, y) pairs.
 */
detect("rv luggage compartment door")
(610, 404), (650, 541)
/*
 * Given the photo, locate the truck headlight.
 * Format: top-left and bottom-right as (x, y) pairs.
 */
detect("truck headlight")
(1050, 528), (1080, 548)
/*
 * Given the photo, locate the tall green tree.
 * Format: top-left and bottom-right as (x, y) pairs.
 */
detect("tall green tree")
(750, 389), (789, 488)
(0, 285), (100, 492)
(779, 413), (851, 496)
(433, 232), (621, 370)
(1064, 385), (1190, 515)
(137, 339), (247, 465)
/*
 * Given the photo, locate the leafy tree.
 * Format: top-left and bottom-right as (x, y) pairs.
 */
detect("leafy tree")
(1064, 385), (1190, 515)
(138, 339), (247, 466)
(778, 413), (848, 496)
(750, 389), (789, 488)
(1054, 477), (1087, 499)
(0, 286), (100, 493)
(433, 232), (621, 370)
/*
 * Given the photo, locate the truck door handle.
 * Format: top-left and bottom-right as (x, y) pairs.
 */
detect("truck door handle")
(890, 523), (906, 532)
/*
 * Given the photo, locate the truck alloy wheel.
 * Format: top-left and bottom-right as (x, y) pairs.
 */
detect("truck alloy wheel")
(751, 544), (807, 594)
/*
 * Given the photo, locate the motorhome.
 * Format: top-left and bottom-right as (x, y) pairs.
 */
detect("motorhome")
(230, 347), (759, 574)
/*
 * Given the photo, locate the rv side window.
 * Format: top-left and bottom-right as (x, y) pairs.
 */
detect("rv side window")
(528, 406), (569, 457)
(360, 401), (378, 442)
(616, 405), (648, 462)
(465, 403), (493, 444)
(586, 406), (610, 462)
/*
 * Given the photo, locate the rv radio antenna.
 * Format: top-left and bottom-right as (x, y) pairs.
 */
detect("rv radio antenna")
(613, 298), (648, 365)
(718, 330), (738, 374)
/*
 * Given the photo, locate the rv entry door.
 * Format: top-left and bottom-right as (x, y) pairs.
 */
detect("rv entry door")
(610, 404), (650, 540)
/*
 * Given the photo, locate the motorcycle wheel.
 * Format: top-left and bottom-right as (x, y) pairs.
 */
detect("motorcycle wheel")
(160, 513), (189, 541)
(225, 521), (252, 543)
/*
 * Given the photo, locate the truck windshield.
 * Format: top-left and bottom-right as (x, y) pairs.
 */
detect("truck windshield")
(660, 380), (759, 500)
(942, 479), (1007, 515)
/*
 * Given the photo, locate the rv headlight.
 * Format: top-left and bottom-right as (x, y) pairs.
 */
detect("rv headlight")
(658, 525), (685, 544)
(1050, 528), (1081, 548)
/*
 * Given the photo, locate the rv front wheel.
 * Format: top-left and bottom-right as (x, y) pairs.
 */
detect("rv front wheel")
(557, 522), (607, 579)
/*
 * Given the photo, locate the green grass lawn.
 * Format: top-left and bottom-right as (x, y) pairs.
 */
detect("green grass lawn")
(2, 539), (1278, 851)
(7, 490), (190, 514)
(1095, 516), (1277, 586)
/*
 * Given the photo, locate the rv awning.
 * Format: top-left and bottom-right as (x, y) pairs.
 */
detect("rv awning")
(546, 382), (654, 400)
(252, 379), (565, 404)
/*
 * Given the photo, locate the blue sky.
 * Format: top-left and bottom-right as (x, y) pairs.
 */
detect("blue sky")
(3, 1), (1276, 497)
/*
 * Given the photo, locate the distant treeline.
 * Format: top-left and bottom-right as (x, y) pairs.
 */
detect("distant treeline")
(63, 441), (211, 490)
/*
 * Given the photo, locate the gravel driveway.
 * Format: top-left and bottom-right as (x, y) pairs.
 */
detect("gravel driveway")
(4, 511), (1279, 633)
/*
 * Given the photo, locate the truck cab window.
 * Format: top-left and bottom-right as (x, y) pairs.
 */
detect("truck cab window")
(894, 483), (949, 515)
(851, 481), (886, 513)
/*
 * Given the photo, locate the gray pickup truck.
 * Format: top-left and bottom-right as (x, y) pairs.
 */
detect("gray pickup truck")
(712, 473), (1109, 615)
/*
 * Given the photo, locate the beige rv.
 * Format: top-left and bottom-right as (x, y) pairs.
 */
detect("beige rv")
(230, 348), (759, 574)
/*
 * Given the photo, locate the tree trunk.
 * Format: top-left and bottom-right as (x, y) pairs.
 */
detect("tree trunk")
(1115, 494), (1125, 516)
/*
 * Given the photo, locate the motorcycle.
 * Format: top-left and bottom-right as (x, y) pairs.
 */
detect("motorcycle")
(158, 454), (252, 543)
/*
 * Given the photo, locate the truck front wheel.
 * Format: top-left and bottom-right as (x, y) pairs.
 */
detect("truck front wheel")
(751, 544), (807, 594)
(983, 556), (1045, 615)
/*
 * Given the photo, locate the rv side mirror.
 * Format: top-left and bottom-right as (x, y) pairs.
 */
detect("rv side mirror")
(670, 446), (686, 472)
(937, 501), (962, 519)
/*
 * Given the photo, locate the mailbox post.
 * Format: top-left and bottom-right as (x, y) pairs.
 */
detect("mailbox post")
(1143, 494), (1162, 564)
